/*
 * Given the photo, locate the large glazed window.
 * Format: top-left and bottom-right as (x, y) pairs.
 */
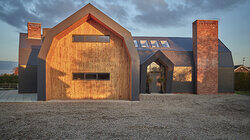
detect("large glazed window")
(72, 35), (110, 43)
(72, 73), (110, 80)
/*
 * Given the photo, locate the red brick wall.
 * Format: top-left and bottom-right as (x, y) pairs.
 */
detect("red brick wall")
(193, 20), (218, 94)
(27, 22), (41, 39)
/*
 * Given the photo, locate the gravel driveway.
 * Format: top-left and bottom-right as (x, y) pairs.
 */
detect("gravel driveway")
(0, 94), (249, 139)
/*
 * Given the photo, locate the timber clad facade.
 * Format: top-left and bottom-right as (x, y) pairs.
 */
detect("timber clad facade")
(18, 3), (234, 101)
(46, 19), (130, 100)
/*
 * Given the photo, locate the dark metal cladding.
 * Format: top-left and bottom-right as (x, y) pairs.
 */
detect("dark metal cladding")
(18, 33), (41, 93)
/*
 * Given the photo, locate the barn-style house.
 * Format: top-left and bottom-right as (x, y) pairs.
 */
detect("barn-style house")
(18, 4), (234, 101)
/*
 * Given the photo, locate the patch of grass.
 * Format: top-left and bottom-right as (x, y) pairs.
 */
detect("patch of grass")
(235, 91), (250, 95)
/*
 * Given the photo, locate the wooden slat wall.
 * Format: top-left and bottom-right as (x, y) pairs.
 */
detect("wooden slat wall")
(46, 19), (130, 100)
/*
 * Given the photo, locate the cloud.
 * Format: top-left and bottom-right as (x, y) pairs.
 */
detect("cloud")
(0, 0), (87, 31)
(91, 0), (129, 23)
(133, 0), (247, 27)
(0, 0), (247, 31)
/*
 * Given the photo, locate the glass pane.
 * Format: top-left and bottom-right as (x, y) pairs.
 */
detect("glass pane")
(150, 40), (159, 47)
(140, 40), (149, 47)
(98, 73), (110, 80)
(160, 40), (170, 48)
(147, 62), (160, 73)
(85, 73), (97, 79)
(134, 40), (138, 47)
(98, 36), (110, 43)
(72, 35), (84, 42)
(84, 36), (98, 42)
(73, 73), (84, 80)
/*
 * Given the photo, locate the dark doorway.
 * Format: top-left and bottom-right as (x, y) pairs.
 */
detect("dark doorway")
(146, 61), (167, 93)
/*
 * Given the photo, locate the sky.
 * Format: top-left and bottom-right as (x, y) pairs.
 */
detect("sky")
(0, 0), (249, 66)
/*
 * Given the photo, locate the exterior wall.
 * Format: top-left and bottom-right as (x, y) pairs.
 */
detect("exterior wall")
(28, 22), (41, 39)
(218, 67), (234, 93)
(193, 20), (218, 94)
(18, 32), (41, 93)
(18, 65), (37, 93)
(172, 66), (194, 93)
(46, 19), (130, 100)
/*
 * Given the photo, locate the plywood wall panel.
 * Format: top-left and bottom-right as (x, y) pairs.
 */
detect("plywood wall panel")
(46, 19), (130, 100)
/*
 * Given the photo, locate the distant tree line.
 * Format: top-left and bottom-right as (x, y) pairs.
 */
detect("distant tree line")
(0, 74), (18, 83)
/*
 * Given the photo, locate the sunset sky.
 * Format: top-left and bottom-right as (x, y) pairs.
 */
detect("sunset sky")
(0, 0), (249, 66)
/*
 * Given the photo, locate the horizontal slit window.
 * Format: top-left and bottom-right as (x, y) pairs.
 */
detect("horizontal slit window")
(98, 36), (110, 42)
(85, 73), (97, 79)
(85, 36), (97, 42)
(73, 73), (110, 80)
(73, 73), (84, 80)
(98, 73), (110, 80)
(72, 35), (110, 43)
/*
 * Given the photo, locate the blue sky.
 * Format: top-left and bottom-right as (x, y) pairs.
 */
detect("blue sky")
(0, 0), (249, 66)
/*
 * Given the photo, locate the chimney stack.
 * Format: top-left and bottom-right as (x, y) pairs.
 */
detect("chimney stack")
(27, 22), (41, 39)
(193, 20), (218, 94)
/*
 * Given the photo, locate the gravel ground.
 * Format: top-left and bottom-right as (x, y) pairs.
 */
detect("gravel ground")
(0, 94), (250, 139)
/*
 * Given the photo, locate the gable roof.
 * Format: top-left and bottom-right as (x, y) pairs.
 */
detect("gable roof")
(38, 3), (139, 62)
(140, 50), (174, 69)
(234, 65), (250, 72)
(133, 36), (230, 52)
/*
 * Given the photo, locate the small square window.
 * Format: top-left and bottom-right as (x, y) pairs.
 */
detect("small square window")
(150, 40), (160, 47)
(98, 73), (110, 80)
(134, 40), (139, 47)
(85, 73), (97, 79)
(140, 40), (149, 48)
(160, 40), (170, 48)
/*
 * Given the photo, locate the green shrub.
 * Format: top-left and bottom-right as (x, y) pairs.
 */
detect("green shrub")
(234, 72), (250, 91)
(0, 74), (18, 83)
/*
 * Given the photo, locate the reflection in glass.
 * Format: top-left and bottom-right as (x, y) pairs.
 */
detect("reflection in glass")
(134, 40), (139, 47)
(150, 40), (160, 47)
(140, 40), (149, 47)
(160, 40), (170, 48)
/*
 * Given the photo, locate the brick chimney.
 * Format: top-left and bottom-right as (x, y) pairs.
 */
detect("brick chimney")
(27, 22), (41, 39)
(193, 20), (218, 94)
